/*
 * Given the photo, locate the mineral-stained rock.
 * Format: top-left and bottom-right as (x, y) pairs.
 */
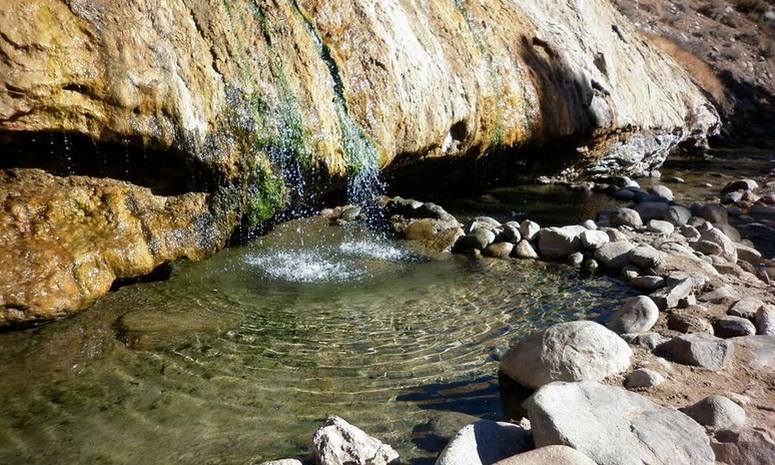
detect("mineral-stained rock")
(500, 321), (632, 389)
(434, 421), (532, 465)
(492, 445), (596, 465)
(656, 333), (734, 371)
(524, 381), (715, 465)
(313, 416), (399, 465)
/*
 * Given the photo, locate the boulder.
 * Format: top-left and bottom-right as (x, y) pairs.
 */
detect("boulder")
(700, 228), (738, 263)
(500, 321), (632, 389)
(650, 277), (694, 310)
(711, 427), (775, 465)
(713, 316), (756, 339)
(435, 420), (532, 465)
(484, 242), (514, 259)
(594, 241), (634, 269)
(721, 179), (758, 194)
(609, 208), (643, 227)
(693, 203), (728, 225)
(312, 416), (399, 465)
(681, 395), (746, 430)
(520, 220), (540, 241)
(634, 201), (670, 222)
(629, 275), (665, 291)
(728, 297), (764, 319)
(624, 368), (665, 389)
(648, 219), (675, 236)
(607, 296), (659, 334)
(628, 244), (664, 269)
(524, 382), (715, 465)
(667, 312), (714, 335)
(458, 228), (497, 250)
(666, 206), (692, 226)
(513, 240), (538, 259)
(755, 305), (775, 336)
(649, 185), (674, 201)
(580, 230), (609, 249)
(492, 445), (596, 465)
(537, 226), (586, 259)
(656, 333), (734, 371)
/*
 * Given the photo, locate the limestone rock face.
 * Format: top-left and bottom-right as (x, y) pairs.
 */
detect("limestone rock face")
(0, 0), (720, 326)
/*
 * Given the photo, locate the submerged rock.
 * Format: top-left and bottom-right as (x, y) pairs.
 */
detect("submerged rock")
(525, 381), (715, 465)
(312, 416), (399, 465)
(500, 321), (632, 389)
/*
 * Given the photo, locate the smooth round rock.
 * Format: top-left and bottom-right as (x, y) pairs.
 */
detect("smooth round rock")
(513, 240), (538, 259)
(607, 296), (659, 334)
(594, 241), (634, 269)
(648, 219), (675, 236)
(624, 368), (665, 389)
(492, 445), (597, 465)
(649, 185), (674, 201)
(580, 230), (609, 249)
(609, 208), (643, 227)
(484, 242), (514, 259)
(520, 220), (540, 241)
(435, 420), (532, 465)
(713, 316), (756, 339)
(681, 395), (746, 430)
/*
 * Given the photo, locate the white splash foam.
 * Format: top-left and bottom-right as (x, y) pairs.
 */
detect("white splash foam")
(245, 250), (363, 283)
(339, 240), (408, 261)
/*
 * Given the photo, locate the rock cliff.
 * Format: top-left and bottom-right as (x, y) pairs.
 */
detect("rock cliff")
(0, 0), (719, 326)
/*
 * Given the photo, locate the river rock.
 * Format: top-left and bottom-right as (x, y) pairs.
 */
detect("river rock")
(755, 305), (775, 336)
(650, 277), (694, 310)
(700, 228), (738, 263)
(628, 244), (664, 269)
(500, 321), (632, 389)
(666, 206), (692, 226)
(581, 258), (599, 273)
(634, 201), (670, 222)
(692, 240), (724, 256)
(620, 332), (671, 350)
(680, 225), (701, 240)
(580, 230), (609, 249)
(567, 252), (584, 267)
(735, 244), (762, 265)
(581, 219), (597, 230)
(609, 208), (643, 228)
(728, 298), (764, 319)
(537, 226), (586, 259)
(721, 179), (759, 194)
(484, 242), (514, 259)
(624, 368), (664, 389)
(513, 240), (539, 259)
(313, 416), (399, 465)
(458, 228), (497, 250)
(656, 333), (734, 371)
(520, 220), (540, 241)
(607, 296), (659, 334)
(649, 185), (674, 201)
(260, 460), (303, 465)
(693, 204), (729, 225)
(492, 445), (596, 465)
(699, 286), (739, 305)
(524, 381), (715, 465)
(681, 395), (746, 430)
(594, 241), (634, 269)
(467, 216), (501, 232)
(647, 219), (675, 236)
(498, 224), (522, 244)
(713, 316), (756, 338)
(629, 275), (665, 291)
(614, 189), (637, 201)
(667, 312), (714, 335)
(434, 420), (532, 465)
(711, 427), (775, 465)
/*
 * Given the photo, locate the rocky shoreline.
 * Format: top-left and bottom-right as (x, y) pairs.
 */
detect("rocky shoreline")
(262, 174), (775, 464)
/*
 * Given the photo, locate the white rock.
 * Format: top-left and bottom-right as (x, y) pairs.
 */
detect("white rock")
(313, 416), (399, 465)
(435, 420), (532, 465)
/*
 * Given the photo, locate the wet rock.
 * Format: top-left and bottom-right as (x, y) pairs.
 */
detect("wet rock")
(467, 216), (501, 232)
(728, 298), (764, 319)
(537, 226), (586, 259)
(525, 381), (715, 465)
(567, 252), (584, 267)
(500, 321), (632, 389)
(594, 241), (634, 269)
(580, 230), (609, 249)
(607, 296), (659, 334)
(581, 258), (599, 274)
(713, 316), (756, 338)
(513, 240), (539, 259)
(628, 244), (664, 269)
(650, 277), (694, 310)
(492, 445), (596, 465)
(614, 189), (637, 201)
(755, 305), (775, 336)
(647, 219), (675, 236)
(620, 332), (671, 350)
(721, 179), (759, 194)
(692, 240), (724, 256)
(458, 228), (496, 251)
(609, 208), (643, 228)
(520, 220), (541, 241)
(435, 420), (532, 465)
(649, 185), (674, 201)
(624, 368), (664, 389)
(313, 416), (399, 465)
(656, 333), (734, 371)
(693, 203), (729, 225)
(634, 201), (670, 222)
(340, 205), (364, 221)
(711, 427), (775, 465)
(681, 395), (746, 430)
(667, 312), (714, 335)
(260, 460), (303, 465)
(484, 242), (514, 259)
(629, 275), (665, 291)
(666, 206), (692, 226)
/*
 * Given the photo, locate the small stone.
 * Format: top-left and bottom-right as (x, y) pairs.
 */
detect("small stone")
(700, 228), (738, 263)
(624, 368), (664, 389)
(665, 176), (686, 184)
(713, 316), (756, 338)
(755, 305), (775, 336)
(680, 225), (701, 240)
(620, 332), (671, 350)
(628, 244), (664, 269)
(581, 258), (599, 273)
(682, 396), (746, 430)
(609, 208), (643, 227)
(648, 219), (675, 236)
(313, 416), (399, 465)
(580, 230), (609, 249)
(581, 219), (597, 230)
(650, 278), (694, 310)
(594, 241), (634, 269)
(607, 296), (659, 334)
(484, 242), (514, 259)
(537, 226), (586, 259)
(435, 421), (532, 465)
(666, 206), (692, 226)
(667, 312), (714, 335)
(260, 460), (303, 465)
(692, 240), (724, 256)
(492, 445), (597, 465)
(520, 220), (540, 241)
(656, 333), (734, 371)
(649, 185), (674, 201)
(621, 265), (640, 280)
(458, 228), (496, 251)
(513, 240), (539, 259)
(629, 275), (665, 291)
(728, 297), (764, 319)
(567, 252), (584, 267)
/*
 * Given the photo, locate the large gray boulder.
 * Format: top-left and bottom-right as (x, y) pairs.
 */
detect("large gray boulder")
(313, 416), (399, 465)
(634, 201), (670, 222)
(594, 241), (634, 269)
(656, 333), (734, 371)
(607, 296), (659, 334)
(434, 420), (532, 465)
(537, 226), (586, 259)
(500, 321), (632, 389)
(492, 445), (596, 465)
(700, 228), (738, 263)
(609, 208), (643, 227)
(524, 382), (715, 465)
(681, 395), (746, 430)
